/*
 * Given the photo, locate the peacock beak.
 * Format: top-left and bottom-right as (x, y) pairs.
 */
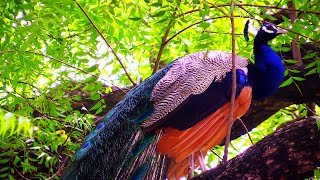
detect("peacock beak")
(276, 28), (288, 34)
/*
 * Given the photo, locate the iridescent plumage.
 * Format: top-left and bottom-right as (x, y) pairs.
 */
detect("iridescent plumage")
(63, 22), (286, 180)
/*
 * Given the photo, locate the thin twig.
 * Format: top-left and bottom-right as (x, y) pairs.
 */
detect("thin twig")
(152, 10), (178, 74)
(223, 1), (236, 164)
(203, 30), (242, 35)
(276, 0), (283, 7)
(176, 3), (320, 18)
(7, 88), (65, 123)
(74, 0), (136, 86)
(46, 27), (92, 40)
(238, 118), (254, 145)
(237, 3), (320, 14)
(13, 164), (31, 180)
(165, 16), (231, 44)
(210, 149), (222, 160)
(198, 150), (208, 171)
(17, 80), (42, 92)
(288, 1), (303, 66)
(0, 50), (126, 92)
(166, 15), (319, 46)
(188, 153), (194, 179)
(238, 5), (256, 20)
(57, 90), (109, 166)
(46, 156), (69, 180)
(204, 0), (229, 17)
(303, 103), (319, 116)
(176, 2), (320, 41)
(230, 142), (240, 153)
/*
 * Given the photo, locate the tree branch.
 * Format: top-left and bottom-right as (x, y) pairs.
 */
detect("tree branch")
(74, 0), (136, 86)
(165, 16), (232, 44)
(176, 3), (320, 19)
(0, 50), (122, 90)
(223, 1), (236, 163)
(152, 10), (178, 74)
(193, 116), (320, 179)
(288, 1), (303, 66)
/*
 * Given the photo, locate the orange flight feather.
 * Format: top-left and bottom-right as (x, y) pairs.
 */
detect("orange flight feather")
(156, 86), (252, 179)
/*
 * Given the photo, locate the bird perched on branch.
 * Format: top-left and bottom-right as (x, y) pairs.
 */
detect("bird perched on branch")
(63, 21), (286, 180)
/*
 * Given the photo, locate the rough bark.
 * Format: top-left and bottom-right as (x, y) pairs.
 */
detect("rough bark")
(193, 116), (320, 180)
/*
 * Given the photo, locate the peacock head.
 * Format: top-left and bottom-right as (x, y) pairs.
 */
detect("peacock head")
(244, 20), (287, 43)
(255, 23), (287, 43)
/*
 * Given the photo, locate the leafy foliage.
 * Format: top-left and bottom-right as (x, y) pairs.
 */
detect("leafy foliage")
(0, 0), (319, 179)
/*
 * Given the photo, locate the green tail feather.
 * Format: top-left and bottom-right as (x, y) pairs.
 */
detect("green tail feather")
(62, 62), (174, 180)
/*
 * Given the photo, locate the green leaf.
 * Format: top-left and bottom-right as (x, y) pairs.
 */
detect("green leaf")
(84, 76), (98, 83)
(317, 120), (320, 131)
(305, 68), (316, 76)
(284, 59), (297, 64)
(281, 47), (291, 52)
(266, 15), (277, 20)
(0, 159), (9, 164)
(198, 33), (210, 41)
(288, 69), (300, 73)
(305, 61), (317, 69)
(279, 77), (293, 87)
(156, 18), (168, 23)
(142, 19), (151, 28)
(152, 10), (165, 17)
(0, 167), (9, 172)
(0, 173), (8, 178)
(13, 156), (20, 165)
(151, 1), (162, 7)
(86, 65), (99, 72)
(129, 17), (142, 21)
(88, 93), (100, 101)
(292, 77), (305, 81)
(199, 21), (210, 28)
(8, 174), (14, 180)
(0, 151), (9, 157)
(90, 101), (102, 111)
(73, 95), (81, 101)
(303, 52), (317, 59)
(95, 107), (103, 115)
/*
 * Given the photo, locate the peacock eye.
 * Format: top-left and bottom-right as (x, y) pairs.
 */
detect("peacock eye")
(262, 25), (275, 34)
(267, 24), (278, 32)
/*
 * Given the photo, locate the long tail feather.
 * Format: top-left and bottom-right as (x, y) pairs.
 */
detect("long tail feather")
(63, 63), (174, 180)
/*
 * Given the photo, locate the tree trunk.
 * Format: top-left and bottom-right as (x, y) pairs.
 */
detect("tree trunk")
(193, 116), (320, 180)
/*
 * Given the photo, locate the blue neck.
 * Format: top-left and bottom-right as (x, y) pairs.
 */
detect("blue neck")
(248, 42), (285, 99)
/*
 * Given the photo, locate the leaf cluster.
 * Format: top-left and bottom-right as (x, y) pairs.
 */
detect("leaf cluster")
(0, 0), (319, 179)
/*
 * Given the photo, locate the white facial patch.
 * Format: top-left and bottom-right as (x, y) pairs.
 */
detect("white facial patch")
(262, 26), (274, 33)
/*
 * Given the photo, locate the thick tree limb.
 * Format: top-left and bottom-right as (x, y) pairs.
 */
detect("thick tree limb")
(193, 116), (320, 180)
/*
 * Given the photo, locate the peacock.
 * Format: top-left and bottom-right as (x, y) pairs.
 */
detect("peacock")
(62, 21), (286, 179)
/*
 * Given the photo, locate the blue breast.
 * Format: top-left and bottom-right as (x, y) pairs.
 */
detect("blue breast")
(249, 44), (285, 99)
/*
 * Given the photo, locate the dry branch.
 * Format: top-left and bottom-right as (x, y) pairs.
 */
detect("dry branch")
(192, 116), (320, 180)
